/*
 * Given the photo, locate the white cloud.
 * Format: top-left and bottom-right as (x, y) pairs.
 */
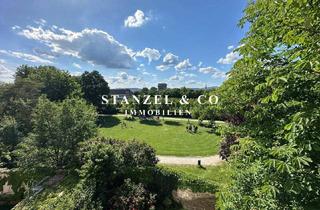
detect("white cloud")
(199, 66), (219, 74)
(169, 72), (196, 82)
(227, 45), (234, 50)
(166, 75), (205, 88)
(119, 72), (129, 80)
(199, 66), (226, 79)
(163, 53), (179, 65)
(181, 72), (197, 78)
(175, 59), (192, 71)
(185, 80), (197, 85)
(70, 71), (83, 76)
(212, 71), (226, 79)
(156, 52), (179, 71)
(156, 64), (170, 71)
(0, 64), (15, 82)
(0, 49), (53, 64)
(34, 18), (47, 26)
(135, 48), (161, 63)
(106, 72), (143, 87)
(72, 63), (81, 69)
(169, 75), (182, 81)
(136, 63), (154, 76)
(136, 63), (145, 71)
(18, 26), (134, 69)
(11, 25), (20, 30)
(32, 48), (57, 59)
(52, 25), (58, 30)
(217, 51), (241, 64)
(142, 71), (151, 75)
(124, 10), (150, 28)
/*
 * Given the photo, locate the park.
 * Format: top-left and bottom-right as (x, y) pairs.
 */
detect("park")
(1, 0), (319, 209)
(98, 115), (222, 157)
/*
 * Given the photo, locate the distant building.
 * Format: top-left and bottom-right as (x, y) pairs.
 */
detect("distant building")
(158, 83), (167, 91)
(110, 89), (133, 100)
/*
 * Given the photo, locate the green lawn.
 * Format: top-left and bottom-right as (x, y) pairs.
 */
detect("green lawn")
(160, 164), (231, 188)
(98, 116), (221, 156)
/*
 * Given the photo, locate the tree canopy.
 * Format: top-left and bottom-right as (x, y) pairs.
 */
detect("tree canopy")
(16, 96), (97, 169)
(16, 65), (81, 101)
(217, 0), (320, 209)
(79, 70), (110, 111)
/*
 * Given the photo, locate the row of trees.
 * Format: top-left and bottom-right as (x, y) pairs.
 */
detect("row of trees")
(137, 86), (207, 99)
(213, 0), (320, 209)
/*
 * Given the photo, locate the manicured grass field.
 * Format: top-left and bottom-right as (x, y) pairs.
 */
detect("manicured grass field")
(160, 164), (231, 188)
(98, 116), (221, 156)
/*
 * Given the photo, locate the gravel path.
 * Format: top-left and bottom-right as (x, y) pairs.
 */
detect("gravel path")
(157, 155), (224, 166)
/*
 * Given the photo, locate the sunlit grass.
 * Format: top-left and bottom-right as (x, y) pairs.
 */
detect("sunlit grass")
(98, 116), (221, 156)
(159, 164), (231, 188)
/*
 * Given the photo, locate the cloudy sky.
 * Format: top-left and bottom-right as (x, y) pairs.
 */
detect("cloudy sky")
(0, 0), (248, 88)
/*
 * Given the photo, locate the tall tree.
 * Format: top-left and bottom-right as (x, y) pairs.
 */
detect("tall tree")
(0, 78), (42, 135)
(15, 65), (81, 101)
(0, 65), (81, 135)
(218, 0), (320, 209)
(16, 96), (97, 169)
(80, 70), (110, 111)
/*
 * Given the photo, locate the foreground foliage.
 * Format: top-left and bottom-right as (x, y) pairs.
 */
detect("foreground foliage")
(14, 139), (222, 210)
(0, 65), (82, 167)
(16, 96), (97, 170)
(217, 0), (320, 209)
(16, 138), (191, 210)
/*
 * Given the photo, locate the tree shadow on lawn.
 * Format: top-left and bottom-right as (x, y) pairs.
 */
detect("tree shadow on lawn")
(97, 116), (121, 128)
(164, 120), (182, 126)
(139, 119), (162, 126)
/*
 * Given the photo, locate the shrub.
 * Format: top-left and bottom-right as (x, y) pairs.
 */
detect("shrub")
(78, 137), (161, 209)
(109, 179), (156, 210)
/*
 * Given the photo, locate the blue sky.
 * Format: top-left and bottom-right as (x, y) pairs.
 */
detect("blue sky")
(0, 0), (248, 88)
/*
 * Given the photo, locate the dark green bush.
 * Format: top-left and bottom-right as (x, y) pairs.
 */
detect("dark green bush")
(108, 178), (156, 210)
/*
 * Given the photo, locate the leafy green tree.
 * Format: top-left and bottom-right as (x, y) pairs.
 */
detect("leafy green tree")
(1, 65), (80, 136)
(79, 70), (110, 111)
(0, 78), (42, 135)
(149, 87), (158, 96)
(218, 0), (320, 209)
(17, 65), (81, 101)
(0, 116), (20, 167)
(15, 65), (35, 79)
(16, 96), (97, 169)
(140, 87), (149, 95)
(0, 116), (20, 150)
(78, 137), (158, 209)
(19, 138), (179, 210)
